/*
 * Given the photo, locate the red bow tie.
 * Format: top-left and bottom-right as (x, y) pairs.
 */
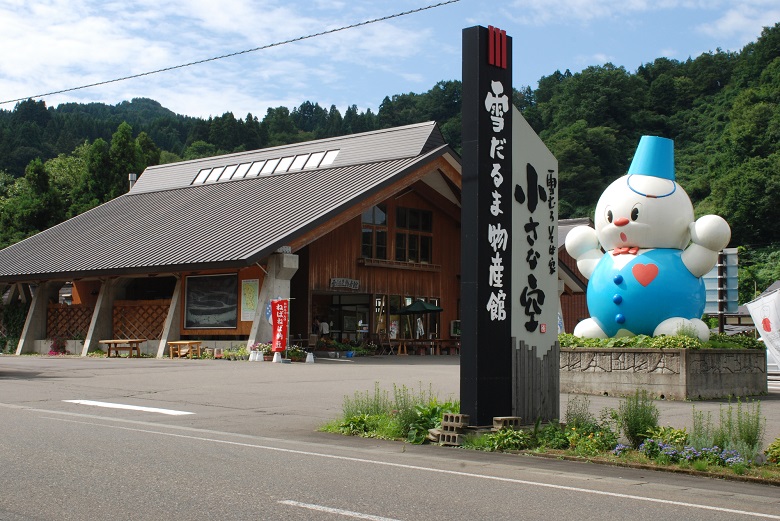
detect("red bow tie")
(613, 247), (639, 255)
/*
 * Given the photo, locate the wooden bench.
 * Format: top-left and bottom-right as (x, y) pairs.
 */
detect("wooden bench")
(99, 339), (146, 358)
(168, 340), (202, 359)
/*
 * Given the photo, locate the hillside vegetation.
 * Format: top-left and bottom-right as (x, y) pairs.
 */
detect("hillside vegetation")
(1, 23), (779, 302)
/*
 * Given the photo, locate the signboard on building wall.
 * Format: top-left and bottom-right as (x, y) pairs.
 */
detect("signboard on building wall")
(461, 25), (513, 425)
(241, 279), (259, 322)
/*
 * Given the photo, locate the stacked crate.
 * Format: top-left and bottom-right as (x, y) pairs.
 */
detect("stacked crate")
(428, 415), (525, 445)
(492, 416), (522, 431)
(439, 413), (470, 446)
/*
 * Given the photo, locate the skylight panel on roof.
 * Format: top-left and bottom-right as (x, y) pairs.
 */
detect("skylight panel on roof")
(219, 164), (238, 181)
(320, 150), (340, 167)
(232, 163), (252, 179)
(303, 152), (325, 169)
(246, 161), (265, 177)
(290, 154), (309, 171)
(193, 168), (211, 184)
(206, 167), (225, 183)
(275, 156), (295, 173)
(261, 159), (280, 174)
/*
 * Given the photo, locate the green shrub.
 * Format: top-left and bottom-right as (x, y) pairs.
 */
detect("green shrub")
(649, 335), (702, 349)
(406, 400), (458, 444)
(340, 414), (383, 435)
(707, 333), (763, 350)
(618, 389), (659, 448)
(565, 395), (594, 428)
(690, 400), (766, 462)
(485, 428), (533, 451)
(460, 432), (494, 451)
(646, 426), (689, 447)
(568, 424), (619, 456)
(342, 382), (393, 418)
(559, 332), (758, 350)
(765, 438), (780, 465)
(535, 421), (570, 449)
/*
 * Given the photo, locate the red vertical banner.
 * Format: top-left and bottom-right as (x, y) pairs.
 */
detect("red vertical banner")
(271, 299), (289, 352)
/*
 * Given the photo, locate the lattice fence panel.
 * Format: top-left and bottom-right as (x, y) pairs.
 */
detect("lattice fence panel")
(112, 299), (170, 340)
(47, 304), (94, 339)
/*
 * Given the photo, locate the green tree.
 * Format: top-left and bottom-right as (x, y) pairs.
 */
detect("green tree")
(109, 122), (142, 197)
(0, 159), (63, 247)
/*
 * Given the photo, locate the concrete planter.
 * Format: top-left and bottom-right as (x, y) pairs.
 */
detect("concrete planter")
(560, 348), (767, 400)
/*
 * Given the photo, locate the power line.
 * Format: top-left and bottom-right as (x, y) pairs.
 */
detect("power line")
(0, 0), (460, 106)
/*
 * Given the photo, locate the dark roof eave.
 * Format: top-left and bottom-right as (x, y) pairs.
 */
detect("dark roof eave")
(0, 258), (261, 284)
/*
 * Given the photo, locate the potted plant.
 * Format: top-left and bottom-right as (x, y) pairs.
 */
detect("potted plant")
(254, 342), (273, 361)
(287, 345), (306, 362)
(317, 338), (338, 357)
(48, 336), (69, 356)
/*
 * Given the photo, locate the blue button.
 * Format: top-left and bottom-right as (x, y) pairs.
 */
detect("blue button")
(613, 274), (623, 285)
(615, 314), (626, 324)
(613, 294), (623, 304)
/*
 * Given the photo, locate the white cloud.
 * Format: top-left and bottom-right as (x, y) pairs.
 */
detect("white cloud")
(697, 4), (780, 47)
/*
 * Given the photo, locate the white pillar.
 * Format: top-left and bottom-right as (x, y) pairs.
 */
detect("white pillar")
(248, 252), (298, 346)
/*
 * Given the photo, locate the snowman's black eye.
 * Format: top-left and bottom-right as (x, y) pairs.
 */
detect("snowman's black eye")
(606, 209), (613, 223)
(631, 204), (641, 221)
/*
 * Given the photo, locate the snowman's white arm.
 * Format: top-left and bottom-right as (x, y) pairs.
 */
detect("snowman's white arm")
(564, 226), (602, 279)
(682, 215), (731, 277)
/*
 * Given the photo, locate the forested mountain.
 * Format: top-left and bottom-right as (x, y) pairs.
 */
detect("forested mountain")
(1, 23), (779, 301)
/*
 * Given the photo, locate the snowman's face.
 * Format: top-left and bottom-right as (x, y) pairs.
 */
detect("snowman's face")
(594, 175), (694, 251)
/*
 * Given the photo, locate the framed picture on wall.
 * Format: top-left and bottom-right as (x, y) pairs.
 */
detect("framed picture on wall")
(185, 274), (238, 328)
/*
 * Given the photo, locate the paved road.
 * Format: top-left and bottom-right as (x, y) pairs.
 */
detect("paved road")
(1, 356), (779, 520)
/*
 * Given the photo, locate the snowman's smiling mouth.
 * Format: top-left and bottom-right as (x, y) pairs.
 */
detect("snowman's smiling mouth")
(620, 232), (627, 242)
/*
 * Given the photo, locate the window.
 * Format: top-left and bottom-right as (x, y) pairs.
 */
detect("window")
(361, 204), (387, 259)
(395, 208), (433, 263)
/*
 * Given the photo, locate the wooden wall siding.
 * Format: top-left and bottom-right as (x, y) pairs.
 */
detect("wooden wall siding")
(288, 158), (460, 255)
(307, 189), (461, 336)
(513, 339), (560, 422)
(179, 266), (265, 337)
(47, 304), (94, 339)
(560, 293), (589, 334)
(113, 299), (170, 340)
(72, 280), (102, 307)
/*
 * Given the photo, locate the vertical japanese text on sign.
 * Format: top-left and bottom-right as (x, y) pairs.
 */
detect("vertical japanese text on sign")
(271, 299), (289, 352)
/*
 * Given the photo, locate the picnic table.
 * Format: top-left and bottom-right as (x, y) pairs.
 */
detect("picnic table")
(99, 339), (146, 358)
(167, 340), (202, 359)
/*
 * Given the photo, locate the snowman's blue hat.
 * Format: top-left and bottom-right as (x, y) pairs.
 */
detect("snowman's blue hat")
(627, 136), (675, 181)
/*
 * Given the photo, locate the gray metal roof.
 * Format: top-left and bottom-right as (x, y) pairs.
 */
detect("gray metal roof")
(132, 120), (446, 194)
(0, 122), (458, 282)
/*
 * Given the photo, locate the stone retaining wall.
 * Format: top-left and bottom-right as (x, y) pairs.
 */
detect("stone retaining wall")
(560, 348), (767, 400)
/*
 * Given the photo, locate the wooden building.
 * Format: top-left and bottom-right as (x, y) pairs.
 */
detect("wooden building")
(0, 122), (464, 355)
(0, 121), (588, 357)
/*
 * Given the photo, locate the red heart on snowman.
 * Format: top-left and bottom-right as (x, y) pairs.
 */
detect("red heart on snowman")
(632, 263), (658, 286)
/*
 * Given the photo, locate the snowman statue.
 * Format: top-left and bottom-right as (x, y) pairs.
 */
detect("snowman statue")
(564, 136), (730, 341)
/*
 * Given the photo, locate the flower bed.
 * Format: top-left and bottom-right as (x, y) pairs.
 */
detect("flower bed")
(559, 334), (767, 400)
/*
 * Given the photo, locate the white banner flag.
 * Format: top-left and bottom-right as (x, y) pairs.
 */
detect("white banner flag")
(745, 289), (780, 369)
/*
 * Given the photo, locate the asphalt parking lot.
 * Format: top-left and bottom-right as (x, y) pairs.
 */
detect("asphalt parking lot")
(1, 355), (778, 446)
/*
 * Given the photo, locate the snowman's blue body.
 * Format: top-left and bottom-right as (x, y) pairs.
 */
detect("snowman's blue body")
(587, 249), (705, 337)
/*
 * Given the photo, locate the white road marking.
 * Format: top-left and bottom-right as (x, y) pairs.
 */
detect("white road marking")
(34, 414), (780, 520)
(63, 400), (194, 416)
(279, 500), (401, 520)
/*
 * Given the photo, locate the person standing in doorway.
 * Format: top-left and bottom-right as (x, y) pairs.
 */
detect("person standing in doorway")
(318, 317), (330, 338)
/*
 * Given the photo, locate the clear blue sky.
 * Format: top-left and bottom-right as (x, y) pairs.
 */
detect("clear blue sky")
(1, 0), (777, 119)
